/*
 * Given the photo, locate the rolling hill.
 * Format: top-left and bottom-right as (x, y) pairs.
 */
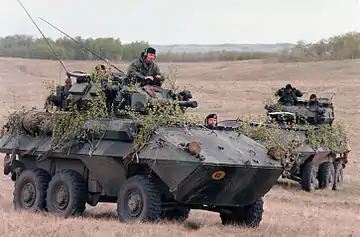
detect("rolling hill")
(151, 43), (294, 53)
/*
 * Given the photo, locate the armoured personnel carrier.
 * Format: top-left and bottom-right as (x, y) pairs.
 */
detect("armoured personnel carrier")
(264, 96), (349, 191)
(0, 66), (284, 228)
(216, 95), (349, 192)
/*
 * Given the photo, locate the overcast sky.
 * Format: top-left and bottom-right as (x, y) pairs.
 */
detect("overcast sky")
(2, 0), (360, 45)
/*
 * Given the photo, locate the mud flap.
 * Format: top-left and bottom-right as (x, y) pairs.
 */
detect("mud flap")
(3, 153), (12, 175)
(311, 151), (331, 166)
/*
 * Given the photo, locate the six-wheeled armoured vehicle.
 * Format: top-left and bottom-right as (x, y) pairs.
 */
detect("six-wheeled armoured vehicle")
(0, 68), (284, 228)
(239, 95), (349, 192)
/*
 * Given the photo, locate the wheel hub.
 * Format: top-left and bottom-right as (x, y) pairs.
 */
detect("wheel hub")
(21, 183), (36, 208)
(336, 168), (343, 183)
(328, 170), (334, 187)
(126, 191), (143, 217)
(54, 185), (69, 210)
(311, 168), (317, 188)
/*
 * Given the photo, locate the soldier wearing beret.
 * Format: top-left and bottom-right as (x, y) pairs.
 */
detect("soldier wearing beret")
(205, 113), (218, 129)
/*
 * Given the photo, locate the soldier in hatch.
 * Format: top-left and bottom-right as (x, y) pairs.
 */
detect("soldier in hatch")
(205, 113), (218, 129)
(94, 64), (108, 81)
(308, 93), (319, 106)
(275, 84), (303, 105)
(309, 93), (317, 101)
(127, 47), (164, 87)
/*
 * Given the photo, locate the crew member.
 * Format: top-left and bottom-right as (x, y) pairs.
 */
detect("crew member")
(205, 113), (218, 128)
(308, 94), (319, 106)
(127, 47), (164, 86)
(275, 84), (303, 105)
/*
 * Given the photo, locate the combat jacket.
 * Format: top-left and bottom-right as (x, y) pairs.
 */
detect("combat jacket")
(127, 54), (164, 86)
(275, 88), (303, 105)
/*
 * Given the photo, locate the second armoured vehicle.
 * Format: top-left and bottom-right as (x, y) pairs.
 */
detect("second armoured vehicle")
(1, 67), (284, 228)
(217, 95), (349, 192)
(264, 95), (349, 192)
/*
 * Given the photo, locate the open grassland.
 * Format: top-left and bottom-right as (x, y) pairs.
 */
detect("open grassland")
(0, 57), (359, 237)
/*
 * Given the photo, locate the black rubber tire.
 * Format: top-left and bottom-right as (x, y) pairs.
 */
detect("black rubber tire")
(300, 161), (318, 192)
(117, 175), (162, 222)
(13, 168), (51, 212)
(318, 161), (335, 189)
(46, 170), (87, 217)
(220, 198), (264, 228)
(333, 161), (344, 191)
(163, 207), (190, 222)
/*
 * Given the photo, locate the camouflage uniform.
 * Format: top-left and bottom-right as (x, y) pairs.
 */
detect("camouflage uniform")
(275, 84), (303, 105)
(127, 51), (164, 87)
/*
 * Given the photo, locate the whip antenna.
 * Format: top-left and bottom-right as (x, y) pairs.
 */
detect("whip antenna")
(38, 17), (126, 75)
(15, 0), (68, 74)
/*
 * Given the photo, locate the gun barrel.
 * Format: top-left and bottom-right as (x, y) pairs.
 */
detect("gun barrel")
(177, 101), (198, 108)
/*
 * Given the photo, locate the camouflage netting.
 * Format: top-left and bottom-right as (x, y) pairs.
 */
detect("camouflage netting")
(1, 106), (28, 137)
(21, 109), (53, 134)
(1, 106), (54, 135)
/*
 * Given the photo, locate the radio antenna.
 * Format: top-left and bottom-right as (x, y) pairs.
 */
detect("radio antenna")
(15, 0), (68, 75)
(38, 17), (126, 75)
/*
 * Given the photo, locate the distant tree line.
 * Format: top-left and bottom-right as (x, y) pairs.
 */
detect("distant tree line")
(0, 34), (276, 62)
(156, 51), (275, 62)
(277, 32), (360, 62)
(1, 32), (360, 62)
(0, 35), (148, 61)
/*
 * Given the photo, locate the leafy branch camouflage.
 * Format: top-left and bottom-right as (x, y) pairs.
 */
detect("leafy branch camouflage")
(0, 69), (113, 158)
(1, 64), (204, 163)
(120, 101), (203, 161)
(236, 113), (350, 164)
(237, 116), (303, 162)
(49, 73), (111, 151)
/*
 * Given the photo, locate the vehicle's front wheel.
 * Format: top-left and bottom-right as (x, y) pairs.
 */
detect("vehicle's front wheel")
(300, 160), (318, 192)
(220, 198), (264, 228)
(162, 206), (190, 222)
(117, 175), (162, 222)
(317, 161), (335, 189)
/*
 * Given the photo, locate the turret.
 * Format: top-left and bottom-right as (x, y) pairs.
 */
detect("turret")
(265, 97), (335, 127)
(45, 67), (198, 117)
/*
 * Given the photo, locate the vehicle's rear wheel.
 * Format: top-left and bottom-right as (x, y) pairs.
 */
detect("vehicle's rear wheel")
(333, 160), (344, 190)
(13, 168), (51, 212)
(220, 198), (264, 228)
(117, 175), (162, 222)
(317, 161), (335, 189)
(46, 169), (87, 217)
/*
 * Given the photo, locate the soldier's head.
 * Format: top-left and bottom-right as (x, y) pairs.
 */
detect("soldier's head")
(205, 113), (217, 128)
(94, 64), (107, 81)
(310, 94), (317, 101)
(142, 47), (157, 63)
(285, 84), (292, 93)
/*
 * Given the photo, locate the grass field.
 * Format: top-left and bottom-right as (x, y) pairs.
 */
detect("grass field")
(0, 57), (359, 237)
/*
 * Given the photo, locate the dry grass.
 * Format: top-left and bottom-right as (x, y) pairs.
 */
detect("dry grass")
(0, 57), (360, 237)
